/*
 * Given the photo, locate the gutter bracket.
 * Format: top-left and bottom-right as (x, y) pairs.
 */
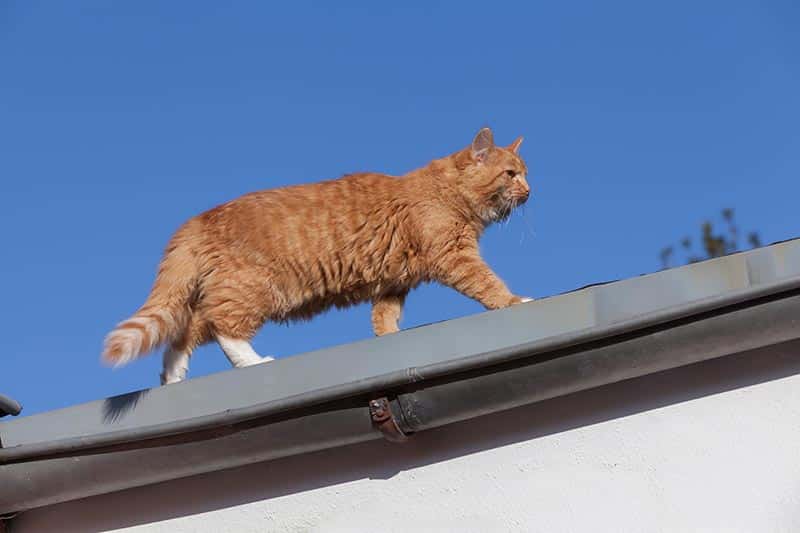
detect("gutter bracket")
(369, 397), (409, 443)
(0, 513), (17, 533)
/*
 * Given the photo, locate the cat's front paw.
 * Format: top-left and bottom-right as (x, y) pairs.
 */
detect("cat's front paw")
(508, 295), (535, 306)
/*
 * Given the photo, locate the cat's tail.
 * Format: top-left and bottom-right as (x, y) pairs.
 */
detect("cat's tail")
(102, 236), (199, 366)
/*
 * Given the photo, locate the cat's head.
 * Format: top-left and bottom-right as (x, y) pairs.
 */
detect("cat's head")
(452, 127), (530, 224)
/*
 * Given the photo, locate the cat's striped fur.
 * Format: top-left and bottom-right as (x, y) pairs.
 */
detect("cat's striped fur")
(103, 128), (531, 384)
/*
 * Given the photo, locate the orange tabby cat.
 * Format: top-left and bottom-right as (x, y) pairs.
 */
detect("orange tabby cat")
(103, 127), (532, 384)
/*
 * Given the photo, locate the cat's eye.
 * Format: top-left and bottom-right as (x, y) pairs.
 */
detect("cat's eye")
(505, 170), (517, 178)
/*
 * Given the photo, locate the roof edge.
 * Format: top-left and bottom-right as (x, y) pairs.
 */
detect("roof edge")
(2, 277), (800, 513)
(2, 274), (799, 467)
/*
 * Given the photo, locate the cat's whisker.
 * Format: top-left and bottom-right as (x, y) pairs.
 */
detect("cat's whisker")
(520, 205), (537, 241)
(499, 203), (513, 229)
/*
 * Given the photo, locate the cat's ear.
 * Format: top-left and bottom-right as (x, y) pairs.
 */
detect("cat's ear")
(471, 127), (494, 163)
(508, 136), (524, 154)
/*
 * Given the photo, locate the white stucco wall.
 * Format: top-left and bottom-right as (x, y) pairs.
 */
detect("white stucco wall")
(13, 340), (800, 532)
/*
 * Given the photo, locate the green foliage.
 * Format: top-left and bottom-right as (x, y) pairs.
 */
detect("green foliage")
(660, 209), (761, 270)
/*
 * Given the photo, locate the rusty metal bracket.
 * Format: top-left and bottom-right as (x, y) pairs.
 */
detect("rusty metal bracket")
(0, 513), (18, 533)
(369, 397), (409, 443)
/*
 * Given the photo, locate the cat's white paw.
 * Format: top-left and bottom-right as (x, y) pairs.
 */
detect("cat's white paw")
(519, 297), (534, 303)
(244, 355), (274, 367)
(160, 374), (184, 386)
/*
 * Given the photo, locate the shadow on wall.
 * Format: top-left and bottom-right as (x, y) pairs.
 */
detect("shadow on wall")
(13, 338), (800, 532)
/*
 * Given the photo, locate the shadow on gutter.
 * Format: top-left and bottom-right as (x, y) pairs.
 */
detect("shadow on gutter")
(102, 390), (149, 424)
(15, 337), (800, 533)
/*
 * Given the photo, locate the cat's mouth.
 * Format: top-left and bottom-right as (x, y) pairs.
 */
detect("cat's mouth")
(482, 191), (529, 223)
(508, 193), (530, 209)
(495, 199), (518, 221)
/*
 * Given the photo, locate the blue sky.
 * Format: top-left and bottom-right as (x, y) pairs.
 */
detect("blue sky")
(2, 1), (798, 416)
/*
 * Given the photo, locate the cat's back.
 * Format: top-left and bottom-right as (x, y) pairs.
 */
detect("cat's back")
(195, 172), (409, 249)
(228, 172), (401, 214)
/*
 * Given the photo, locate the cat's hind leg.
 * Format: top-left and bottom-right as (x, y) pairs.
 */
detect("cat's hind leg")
(160, 315), (209, 385)
(201, 281), (277, 368)
(161, 345), (191, 385)
(216, 335), (274, 368)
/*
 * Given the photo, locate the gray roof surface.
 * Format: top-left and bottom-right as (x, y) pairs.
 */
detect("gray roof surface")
(3, 238), (799, 448)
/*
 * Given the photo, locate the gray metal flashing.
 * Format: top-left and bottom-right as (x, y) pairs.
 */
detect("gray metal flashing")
(1, 238), (799, 513)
